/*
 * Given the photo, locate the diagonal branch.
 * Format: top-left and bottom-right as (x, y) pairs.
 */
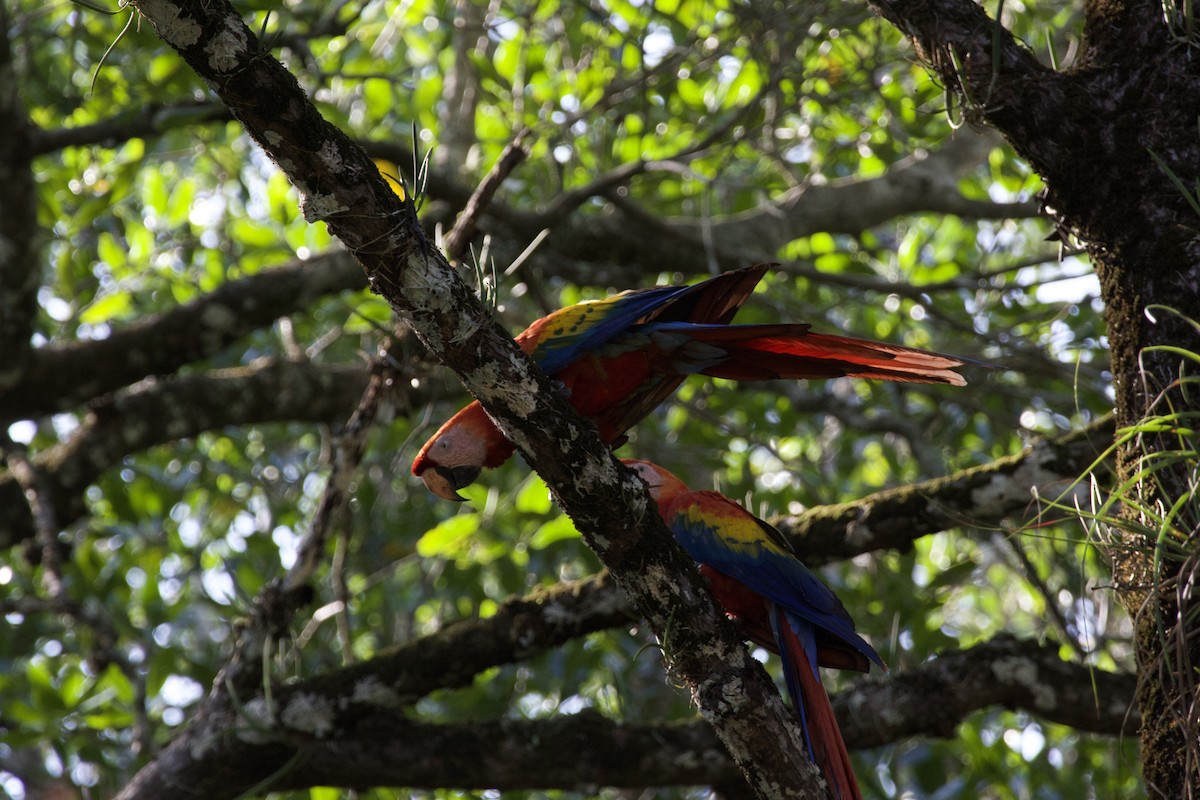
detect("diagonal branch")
(440, 131), (530, 263)
(124, 1), (825, 796)
(282, 354), (395, 593)
(861, 0), (1071, 217)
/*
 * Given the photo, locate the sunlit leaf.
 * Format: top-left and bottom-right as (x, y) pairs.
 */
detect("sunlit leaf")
(79, 291), (132, 324)
(417, 513), (481, 560)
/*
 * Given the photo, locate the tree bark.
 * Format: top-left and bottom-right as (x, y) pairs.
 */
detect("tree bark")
(0, 1), (38, 391)
(864, 0), (1200, 793)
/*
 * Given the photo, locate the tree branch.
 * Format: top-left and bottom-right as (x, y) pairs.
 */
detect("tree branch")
(113, 573), (637, 800)
(282, 354), (395, 593)
(113, 630), (1135, 800)
(699, 130), (1040, 248)
(365, 128), (1035, 292)
(28, 100), (231, 156)
(440, 131), (529, 263)
(544, 129), (1037, 277)
(778, 416), (1116, 564)
(0, 360), (374, 549)
(858, 0), (1181, 264)
(0, 252), (367, 423)
(838, 636), (1137, 747)
(272, 714), (738, 793)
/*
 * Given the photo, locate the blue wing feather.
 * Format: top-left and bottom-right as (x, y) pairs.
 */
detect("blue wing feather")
(531, 285), (692, 373)
(526, 265), (769, 375)
(770, 603), (820, 759)
(667, 494), (883, 669)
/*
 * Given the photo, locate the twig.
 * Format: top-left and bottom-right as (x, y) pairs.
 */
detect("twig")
(2, 434), (64, 598)
(441, 130), (530, 263)
(283, 345), (396, 593)
(995, 531), (1090, 658)
(331, 510), (355, 664)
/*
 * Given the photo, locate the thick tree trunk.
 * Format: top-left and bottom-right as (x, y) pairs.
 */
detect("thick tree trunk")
(866, 0), (1200, 793)
(0, 1), (38, 390)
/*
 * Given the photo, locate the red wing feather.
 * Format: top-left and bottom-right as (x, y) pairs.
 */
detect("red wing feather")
(654, 263), (770, 325)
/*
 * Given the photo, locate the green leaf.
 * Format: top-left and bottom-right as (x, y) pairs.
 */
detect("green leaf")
(96, 230), (126, 269)
(79, 291), (132, 324)
(142, 168), (168, 214)
(416, 513), (481, 560)
(229, 217), (280, 249)
(514, 476), (552, 514)
(529, 515), (578, 549)
(166, 176), (196, 226)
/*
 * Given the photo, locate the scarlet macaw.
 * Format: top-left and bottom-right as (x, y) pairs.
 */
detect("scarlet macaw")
(413, 264), (970, 500)
(624, 458), (881, 800)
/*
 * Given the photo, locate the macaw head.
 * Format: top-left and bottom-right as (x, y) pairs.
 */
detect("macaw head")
(622, 459), (689, 505)
(412, 402), (512, 501)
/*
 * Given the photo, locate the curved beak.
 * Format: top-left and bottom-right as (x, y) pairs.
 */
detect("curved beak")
(418, 464), (482, 502)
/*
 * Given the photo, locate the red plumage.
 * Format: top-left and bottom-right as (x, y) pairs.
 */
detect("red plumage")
(413, 265), (974, 500)
(626, 459), (883, 800)
(773, 606), (865, 800)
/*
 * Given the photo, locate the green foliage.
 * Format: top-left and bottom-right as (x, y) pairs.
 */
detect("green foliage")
(2, 0), (1128, 797)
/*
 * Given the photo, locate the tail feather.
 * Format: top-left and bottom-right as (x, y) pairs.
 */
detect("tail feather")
(656, 323), (973, 386)
(772, 605), (863, 800)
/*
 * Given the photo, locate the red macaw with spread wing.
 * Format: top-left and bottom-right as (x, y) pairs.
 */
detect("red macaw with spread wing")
(413, 264), (971, 500)
(624, 458), (882, 800)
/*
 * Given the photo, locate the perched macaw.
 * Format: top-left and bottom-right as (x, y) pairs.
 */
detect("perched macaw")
(624, 458), (882, 800)
(413, 264), (971, 500)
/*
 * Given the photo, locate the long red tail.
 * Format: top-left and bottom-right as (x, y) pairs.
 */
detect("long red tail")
(677, 323), (971, 386)
(774, 605), (863, 800)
